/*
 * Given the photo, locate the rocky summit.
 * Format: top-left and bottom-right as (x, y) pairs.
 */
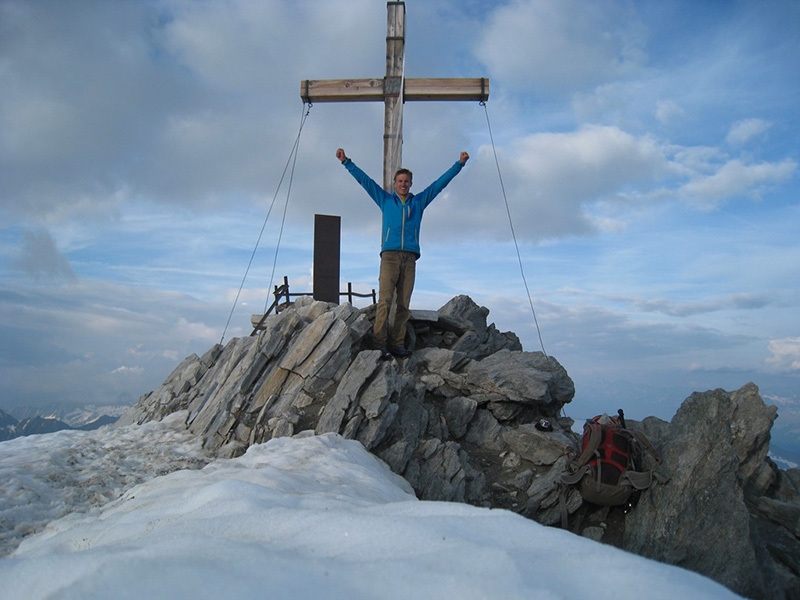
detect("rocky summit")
(118, 295), (800, 600)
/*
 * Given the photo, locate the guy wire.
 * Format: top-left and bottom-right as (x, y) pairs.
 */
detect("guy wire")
(480, 100), (547, 357)
(219, 102), (312, 345)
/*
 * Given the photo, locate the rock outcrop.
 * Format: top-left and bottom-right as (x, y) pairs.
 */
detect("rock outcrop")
(622, 385), (800, 600)
(118, 295), (800, 599)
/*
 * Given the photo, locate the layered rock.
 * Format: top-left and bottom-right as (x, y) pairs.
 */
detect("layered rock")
(621, 385), (799, 600)
(119, 295), (573, 510)
(118, 295), (800, 599)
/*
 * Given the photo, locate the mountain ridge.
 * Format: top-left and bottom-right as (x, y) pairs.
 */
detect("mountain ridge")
(0, 410), (120, 442)
(116, 294), (800, 599)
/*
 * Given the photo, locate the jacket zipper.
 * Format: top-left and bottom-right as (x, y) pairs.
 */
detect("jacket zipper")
(400, 201), (405, 251)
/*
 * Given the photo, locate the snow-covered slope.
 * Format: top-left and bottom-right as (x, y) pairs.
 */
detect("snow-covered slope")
(0, 416), (740, 599)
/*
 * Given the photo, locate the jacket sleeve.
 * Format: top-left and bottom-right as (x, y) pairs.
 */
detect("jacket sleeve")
(342, 158), (386, 207)
(417, 161), (464, 208)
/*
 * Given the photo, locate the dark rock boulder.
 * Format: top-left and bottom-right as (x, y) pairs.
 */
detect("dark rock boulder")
(621, 384), (797, 600)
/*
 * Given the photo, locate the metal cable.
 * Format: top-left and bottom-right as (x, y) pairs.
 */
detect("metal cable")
(481, 100), (547, 357)
(219, 102), (312, 345)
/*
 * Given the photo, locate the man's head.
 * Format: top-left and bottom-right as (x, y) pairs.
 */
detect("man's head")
(393, 168), (413, 198)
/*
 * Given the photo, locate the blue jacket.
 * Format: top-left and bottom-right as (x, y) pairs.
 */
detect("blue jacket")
(341, 158), (464, 257)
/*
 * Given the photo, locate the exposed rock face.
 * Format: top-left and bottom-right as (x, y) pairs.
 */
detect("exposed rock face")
(119, 296), (799, 599)
(621, 385), (799, 600)
(119, 295), (573, 509)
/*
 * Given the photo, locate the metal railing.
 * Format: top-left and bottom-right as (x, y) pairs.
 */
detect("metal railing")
(250, 276), (376, 335)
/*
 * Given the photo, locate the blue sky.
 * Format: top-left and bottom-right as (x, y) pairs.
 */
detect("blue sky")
(1, 0), (799, 443)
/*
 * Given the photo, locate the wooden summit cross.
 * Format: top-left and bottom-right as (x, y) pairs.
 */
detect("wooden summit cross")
(301, 0), (489, 191)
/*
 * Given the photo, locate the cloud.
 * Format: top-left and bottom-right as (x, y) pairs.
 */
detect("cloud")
(766, 338), (800, 372)
(419, 116), (799, 246)
(634, 293), (771, 317)
(161, 0), (382, 87)
(0, 278), (229, 408)
(0, 0), (384, 219)
(475, 0), (646, 95)
(726, 119), (771, 146)
(3, 0), (796, 246)
(555, 286), (775, 321)
(174, 317), (220, 345)
(13, 229), (76, 282)
(655, 100), (684, 124)
(112, 365), (145, 375)
(679, 158), (797, 209)
(511, 125), (667, 191)
(424, 124), (672, 243)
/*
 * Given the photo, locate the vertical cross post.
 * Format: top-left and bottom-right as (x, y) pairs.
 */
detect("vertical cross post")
(383, 1), (405, 192)
(301, 1), (489, 191)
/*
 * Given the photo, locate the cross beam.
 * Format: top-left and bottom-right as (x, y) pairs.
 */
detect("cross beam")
(301, 78), (489, 103)
(300, 1), (489, 191)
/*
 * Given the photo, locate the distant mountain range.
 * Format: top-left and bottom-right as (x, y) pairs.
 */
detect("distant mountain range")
(767, 396), (800, 457)
(770, 443), (800, 470)
(0, 405), (127, 442)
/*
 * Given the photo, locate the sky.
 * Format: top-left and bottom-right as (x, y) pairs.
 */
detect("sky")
(1, 1), (799, 439)
(0, 414), (742, 599)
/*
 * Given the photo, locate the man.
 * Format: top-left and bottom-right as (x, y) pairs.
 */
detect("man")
(335, 147), (470, 359)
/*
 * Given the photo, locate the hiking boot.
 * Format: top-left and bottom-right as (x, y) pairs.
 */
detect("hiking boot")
(390, 347), (412, 358)
(379, 348), (393, 361)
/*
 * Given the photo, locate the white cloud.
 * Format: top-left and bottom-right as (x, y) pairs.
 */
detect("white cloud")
(511, 125), (667, 186)
(111, 365), (145, 375)
(174, 317), (221, 345)
(425, 124), (671, 241)
(0, 0), (385, 219)
(766, 338), (800, 372)
(655, 100), (684, 124)
(476, 0), (646, 94)
(726, 118), (771, 146)
(162, 350), (181, 362)
(162, 0), (382, 88)
(680, 158), (797, 209)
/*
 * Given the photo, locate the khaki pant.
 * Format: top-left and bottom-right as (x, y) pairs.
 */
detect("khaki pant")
(374, 250), (416, 349)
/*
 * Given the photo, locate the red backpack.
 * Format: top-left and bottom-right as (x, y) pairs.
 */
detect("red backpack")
(560, 410), (664, 526)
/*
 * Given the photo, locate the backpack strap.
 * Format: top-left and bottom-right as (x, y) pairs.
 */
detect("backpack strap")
(561, 464), (590, 486)
(621, 469), (652, 490)
(575, 422), (605, 467)
(560, 421), (619, 527)
(559, 467), (592, 528)
(623, 428), (670, 485)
